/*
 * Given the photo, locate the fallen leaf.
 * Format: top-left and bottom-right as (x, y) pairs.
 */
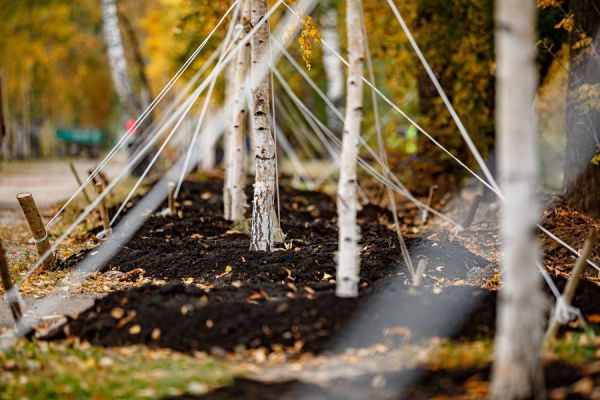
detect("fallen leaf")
(116, 310), (137, 328)
(128, 325), (141, 335)
(110, 308), (125, 319)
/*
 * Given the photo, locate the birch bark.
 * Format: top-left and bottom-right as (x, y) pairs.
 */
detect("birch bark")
(101, 0), (141, 118)
(223, 60), (235, 220)
(336, 0), (364, 297)
(226, 0), (251, 222)
(321, 4), (344, 133)
(491, 0), (547, 398)
(250, 0), (276, 251)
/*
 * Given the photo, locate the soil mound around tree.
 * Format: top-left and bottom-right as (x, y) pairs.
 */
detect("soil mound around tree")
(53, 179), (600, 355)
(97, 179), (489, 285)
(55, 273), (600, 355)
(58, 280), (497, 354)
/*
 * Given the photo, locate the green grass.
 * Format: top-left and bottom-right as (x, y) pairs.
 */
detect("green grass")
(0, 340), (234, 399)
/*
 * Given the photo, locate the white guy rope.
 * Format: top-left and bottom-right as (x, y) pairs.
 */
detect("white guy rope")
(174, 4), (243, 198)
(2, 0), (322, 345)
(280, 0), (600, 274)
(275, 123), (316, 189)
(2, 111), (228, 346)
(384, 0), (501, 195)
(272, 65), (464, 229)
(536, 261), (581, 324)
(274, 46), (454, 219)
(112, 18), (244, 224)
(362, 3), (415, 278)
(44, 0), (240, 230)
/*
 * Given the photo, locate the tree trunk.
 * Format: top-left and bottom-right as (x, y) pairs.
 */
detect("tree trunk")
(223, 62), (235, 220)
(250, 0), (276, 251)
(101, 0), (142, 117)
(226, 0), (251, 222)
(101, 0), (151, 176)
(336, 0), (365, 298)
(321, 3), (344, 134)
(491, 0), (546, 398)
(564, 0), (600, 217)
(118, 9), (153, 110)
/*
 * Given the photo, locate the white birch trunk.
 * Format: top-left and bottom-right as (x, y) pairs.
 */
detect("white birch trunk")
(491, 0), (547, 398)
(225, 0), (251, 222)
(336, 0), (364, 297)
(101, 0), (141, 118)
(250, 0), (276, 251)
(223, 61), (235, 220)
(199, 128), (216, 171)
(321, 5), (345, 133)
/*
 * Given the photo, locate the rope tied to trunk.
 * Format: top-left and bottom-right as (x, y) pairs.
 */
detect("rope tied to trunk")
(28, 232), (48, 245)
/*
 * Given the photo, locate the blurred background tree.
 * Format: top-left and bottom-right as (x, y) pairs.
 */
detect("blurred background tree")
(0, 0), (592, 201)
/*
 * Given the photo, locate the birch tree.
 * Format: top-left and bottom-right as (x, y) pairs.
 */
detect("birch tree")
(101, 0), (142, 118)
(336, 0), (365, 297)
(225, 0), (251, 222)
(249, 0), (276, 251)
(491, 0), (547, 398)
(321, 1), (344, 133)
(101, 0), (151, 176)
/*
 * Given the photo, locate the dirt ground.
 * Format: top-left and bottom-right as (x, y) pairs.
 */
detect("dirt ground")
(29, 176), (599, 399)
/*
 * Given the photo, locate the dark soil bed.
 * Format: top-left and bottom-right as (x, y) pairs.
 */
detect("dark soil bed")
(59, 280), (497, 354)
(56, 179), (600, 355)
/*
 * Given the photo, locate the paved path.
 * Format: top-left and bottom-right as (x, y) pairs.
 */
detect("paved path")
(0, 293), (100, 328)
(0, 157), (127, 212)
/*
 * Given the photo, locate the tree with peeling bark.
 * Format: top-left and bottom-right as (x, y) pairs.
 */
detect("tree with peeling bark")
(101, 0), (151, 176)
(321, 0), (345, 134)
(336, 0), (365, 298)
(249, 0), (276, 251)
(224, 0), (251, 222)
(491, 0), (547, 398)
(101, 0), (142, 119)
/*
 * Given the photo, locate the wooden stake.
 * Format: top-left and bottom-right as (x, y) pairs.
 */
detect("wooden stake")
(168, 182), (176, 216)
(462, 194), (483, 229)
(89, 169), (114, 204)
(421, 185), (438, 224)
(16, 193), (54, 270)
(544, 229), (597, 346)
(0, 240), (22, 323)
(69, 162), (92, 205)
(95, 182), (113, 238)
(412, 257), (428, 286)
(97, 170), (111, 190)
(88, 169), (99, 186)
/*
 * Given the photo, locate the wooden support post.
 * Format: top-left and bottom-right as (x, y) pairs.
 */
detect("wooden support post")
(69, 162), (92, 205)
(16, 193), (54, 270)
(97, 171), (111, 190)
(89, 169), (113, 203)
(544, 229), (597, 346)
(0, 240), (22, 323)
(421, 185), (438, 224)
(168, 182), (176, 216)
(412, 257), (428, 286)
(462, 194), (483, 229)
(95, 182), (113, 238)
(88, 169), (99, 186)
